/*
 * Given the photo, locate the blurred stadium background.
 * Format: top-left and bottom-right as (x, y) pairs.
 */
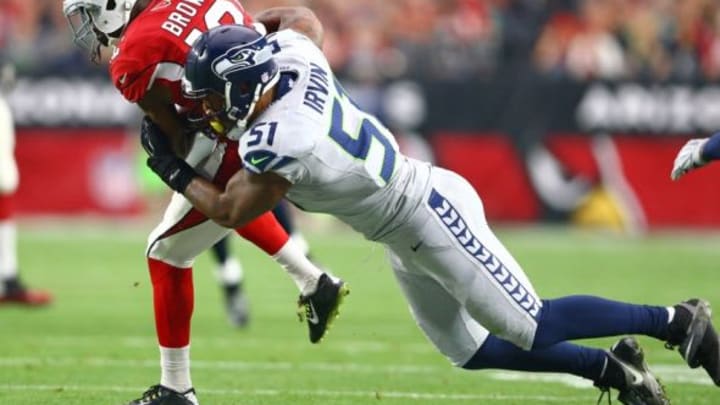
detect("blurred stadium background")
(1, 0), (720, 404)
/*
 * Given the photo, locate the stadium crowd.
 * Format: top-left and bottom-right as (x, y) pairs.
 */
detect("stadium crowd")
(1, 0), (720, 81)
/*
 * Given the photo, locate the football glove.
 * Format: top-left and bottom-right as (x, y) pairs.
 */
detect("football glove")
(140, 116), (198, 193)
(140, 116), (174, 158)
(671, 138), (708, 181)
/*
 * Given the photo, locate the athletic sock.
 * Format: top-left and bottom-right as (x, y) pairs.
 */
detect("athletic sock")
(235, 211), (289, 255)
(148, 258), (194, 348)
(0, 220), (18, 284)
(271, 202), (294, 234)
(273, 240), (323, 295)
(463, 335), (607, 382)
(236, 211), (322, 294)
(160, 345), (192, 392)
(290, 232), (310, 257)
(533, 295), (670, 349)
(216, 257), (243, 286)
(210, 237), (230, 264)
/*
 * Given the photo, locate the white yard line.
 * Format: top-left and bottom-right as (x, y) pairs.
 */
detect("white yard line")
(0, 384), (590, 402)
(0, 356), (440, 374)
(490, 368), (714, 388)
(25, 335), (435, 354)
(0, 356), (711, 386)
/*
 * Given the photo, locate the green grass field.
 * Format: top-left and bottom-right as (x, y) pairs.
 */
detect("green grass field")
(1, 222), (719, 404)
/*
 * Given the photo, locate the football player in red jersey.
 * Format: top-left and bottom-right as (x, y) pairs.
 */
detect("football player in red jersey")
(0, 64), (52, 307)
(63, 2), (346, 404)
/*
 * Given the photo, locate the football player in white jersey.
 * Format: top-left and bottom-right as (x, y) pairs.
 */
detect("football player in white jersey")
(141, 15), (720, 404)
(0, 64), (52, 306)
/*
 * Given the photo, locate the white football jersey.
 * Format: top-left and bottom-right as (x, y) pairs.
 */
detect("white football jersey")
(239, 30), (431, 241)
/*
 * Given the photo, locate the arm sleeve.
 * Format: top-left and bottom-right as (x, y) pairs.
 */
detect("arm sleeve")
(702, 132), (720, 161)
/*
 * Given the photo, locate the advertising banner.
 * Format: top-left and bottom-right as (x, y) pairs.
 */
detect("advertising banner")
(15, 128), (144, 216)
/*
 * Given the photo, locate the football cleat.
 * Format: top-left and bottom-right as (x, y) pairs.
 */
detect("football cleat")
(297, 273), (349, 344)
(223, 281), (250, 328)
(665, 299), (720, 386)
(0, 277), (52, 306)
(596, 337), (670, 405)
(126, 384), (198, 405)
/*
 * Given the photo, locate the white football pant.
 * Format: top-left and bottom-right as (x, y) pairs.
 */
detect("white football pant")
(383, 167), (542, 366)
(146, 134), (234, 267)
(0, 96), (18, 194)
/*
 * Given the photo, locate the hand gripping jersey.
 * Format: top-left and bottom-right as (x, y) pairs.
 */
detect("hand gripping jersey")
(239, 30), (431, 241)
(109, 0), (252, 105)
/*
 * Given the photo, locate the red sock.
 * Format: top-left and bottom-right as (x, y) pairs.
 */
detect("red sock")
(236, 211), (289, 255)
(148, 258), (194, 348)
(0, 193), (14, 221)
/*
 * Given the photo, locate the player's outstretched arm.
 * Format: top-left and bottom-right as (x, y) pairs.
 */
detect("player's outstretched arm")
(671, 132), (720, 180)
(141, 116), (290, 228)
(184, 170), (291, 229)
(254, 7), (324, 48)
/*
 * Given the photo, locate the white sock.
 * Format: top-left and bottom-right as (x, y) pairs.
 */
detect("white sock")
(289, 232), (310, 257)
(273, 240), (323, 295)
(666, 306), (675, 324)
(0, 220), (18, 281)
(160, 346), (192, 392)
(215, 257), (243, 285)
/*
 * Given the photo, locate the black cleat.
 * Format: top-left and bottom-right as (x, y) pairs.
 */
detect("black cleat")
(223, 282), (249, 328)
(297, 273), (349, 344)
(666, 299), (720, 386)
(126, 385), (198, 405)
(596, 337), (670, 405)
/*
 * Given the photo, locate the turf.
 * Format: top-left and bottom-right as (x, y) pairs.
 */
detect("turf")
(0, 223), (718, 404)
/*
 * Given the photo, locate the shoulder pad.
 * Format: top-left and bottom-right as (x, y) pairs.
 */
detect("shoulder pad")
(240, 118), (315, 180)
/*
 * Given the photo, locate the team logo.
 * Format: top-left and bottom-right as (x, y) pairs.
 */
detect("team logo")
(212, 40), (270, 78)
(229, 48), (257, 67)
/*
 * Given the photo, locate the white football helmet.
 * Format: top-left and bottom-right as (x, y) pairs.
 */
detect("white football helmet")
(63, 0), (138, 60)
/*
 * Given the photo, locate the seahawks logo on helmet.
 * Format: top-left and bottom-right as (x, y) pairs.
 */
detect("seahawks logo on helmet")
(212, 40), (273, 79)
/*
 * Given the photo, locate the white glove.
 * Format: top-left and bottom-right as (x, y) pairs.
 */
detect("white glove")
(671, 138), (708, 181)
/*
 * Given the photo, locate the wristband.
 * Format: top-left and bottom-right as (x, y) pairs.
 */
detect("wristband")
(147, 155), (198, 194)
(702, 132), (720, 161)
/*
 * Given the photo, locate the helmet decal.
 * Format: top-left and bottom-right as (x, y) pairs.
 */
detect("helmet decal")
(212, 39), (273, 78)
(184, 25), (280, 133)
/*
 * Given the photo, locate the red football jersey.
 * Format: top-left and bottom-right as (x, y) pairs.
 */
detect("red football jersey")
(109, 0), (253, 106)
